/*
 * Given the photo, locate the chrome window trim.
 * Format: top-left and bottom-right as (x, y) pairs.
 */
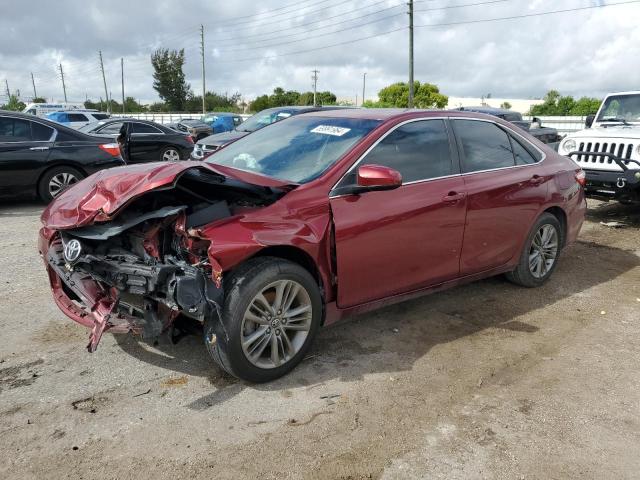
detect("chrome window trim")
(0, 114), (57, 143)
(329, 116), (547, 199)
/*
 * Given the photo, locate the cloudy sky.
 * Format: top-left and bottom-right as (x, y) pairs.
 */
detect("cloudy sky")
(1, 0), (638, 105)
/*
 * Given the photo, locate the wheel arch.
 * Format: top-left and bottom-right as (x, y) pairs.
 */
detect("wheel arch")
(250, 245), (324, 293)
(542, 205), (567, 248)
(36, 162), (88, 193)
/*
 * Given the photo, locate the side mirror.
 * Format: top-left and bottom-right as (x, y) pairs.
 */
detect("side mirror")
(357, 164), (402, 190)
(585, 114), (595, 128)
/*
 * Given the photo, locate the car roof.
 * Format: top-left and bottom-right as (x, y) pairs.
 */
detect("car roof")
(204, 112), (237, 116)
(454, 106), (518, 116)
(299, 108), (515, 123)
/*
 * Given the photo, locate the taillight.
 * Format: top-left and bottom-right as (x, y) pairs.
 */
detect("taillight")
(575, 169), (586, 187)
(99, 143), (121, 157)
(185, 135), (194, 144)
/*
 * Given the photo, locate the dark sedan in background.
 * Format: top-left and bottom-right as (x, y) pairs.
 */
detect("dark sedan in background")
(0, 110), (124, 202)
(191, 105), (353, 159)
(80, 119), (194, 163)
(166, 119), (213, 141)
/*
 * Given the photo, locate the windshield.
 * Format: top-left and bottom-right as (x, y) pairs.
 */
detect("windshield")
(237, 108), (298, 132)
(597, 94), (640, 123)
(206, 116), (381, 183)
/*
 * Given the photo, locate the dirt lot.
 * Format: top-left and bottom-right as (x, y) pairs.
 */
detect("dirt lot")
(0, 199), (639, 479)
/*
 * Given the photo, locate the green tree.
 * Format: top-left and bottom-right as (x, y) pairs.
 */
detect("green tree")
(151, 48), (191, 111)
(2, 94), (26, 111)
(500, 101), (512, 110)
(299, 91), (337, 106)
(367, 81), (448, 108)
(529, 90), (601, 116)
(32, 97), (47, 103)
(249, 95), (271, 112)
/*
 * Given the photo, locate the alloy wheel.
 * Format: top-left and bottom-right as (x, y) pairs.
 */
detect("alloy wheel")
(528, 224), (558, 278)
(48, 172), (79, 198)
(162, 149), (180, 161)
(240, 279), (313, 369)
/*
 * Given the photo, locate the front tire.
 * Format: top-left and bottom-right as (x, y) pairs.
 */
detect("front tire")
(506, 212), (562, 288)
(204, 257), (322, 383)
(38, 166), (84, 203)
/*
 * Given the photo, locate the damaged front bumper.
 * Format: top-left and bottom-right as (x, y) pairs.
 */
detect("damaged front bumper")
(40, 234), (223, 352)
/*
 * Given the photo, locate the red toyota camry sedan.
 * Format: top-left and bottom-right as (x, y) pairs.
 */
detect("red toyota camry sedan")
(39, 109), (586, 382)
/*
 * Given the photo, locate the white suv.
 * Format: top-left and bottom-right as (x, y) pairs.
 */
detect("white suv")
(558, 91), (640, 204)
(46, 110), (110, 129)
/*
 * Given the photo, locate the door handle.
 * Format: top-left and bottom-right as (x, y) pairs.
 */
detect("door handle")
(529, 175), (544, 185)
(442, 191), (466, 203)
(29, 146), (49, 151)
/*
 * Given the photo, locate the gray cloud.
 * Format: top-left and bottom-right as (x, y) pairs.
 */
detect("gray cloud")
(1, 0), (638, 105)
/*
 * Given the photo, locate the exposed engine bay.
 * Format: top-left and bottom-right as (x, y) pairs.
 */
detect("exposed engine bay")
(43, 167), (287, 351)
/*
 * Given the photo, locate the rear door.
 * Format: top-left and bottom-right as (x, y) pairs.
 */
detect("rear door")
(129, 122), (166, 162)
(330, 118), (467, 308)
(451, 119), (548, 275)
(0, 116), (54, 194)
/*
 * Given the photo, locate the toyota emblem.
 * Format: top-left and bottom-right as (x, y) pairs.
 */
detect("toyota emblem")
(63, 239), (82, 262)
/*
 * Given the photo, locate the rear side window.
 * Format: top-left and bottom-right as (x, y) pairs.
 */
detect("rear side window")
(233, 116), (243, 126)
(361, 119), (453, 183)
(510, 136), (538, 165)
(0, 118), (32, 141)
(32, 122), (55, 141)
(67, 113), (89, 122)
(132, 122), (162, 134)
(453, 120), (515, 172)
(92, 114), (109, 120)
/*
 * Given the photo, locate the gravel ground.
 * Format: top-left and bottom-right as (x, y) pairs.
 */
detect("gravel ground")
(0, 198), (639, 480)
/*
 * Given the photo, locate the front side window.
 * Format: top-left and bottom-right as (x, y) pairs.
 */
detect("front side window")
(453, 120), (515, 172)
(207, 116), (380, 183)
(360, 119), (453, 183)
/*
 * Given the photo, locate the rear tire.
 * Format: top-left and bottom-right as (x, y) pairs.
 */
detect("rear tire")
(506, 213), (562, 288)
(38, 166), (84, 203)
(204, 257), (322, 383)
(161, 147), (181, 162)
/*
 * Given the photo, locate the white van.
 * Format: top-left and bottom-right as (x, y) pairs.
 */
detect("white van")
(22, 102), (86, 117)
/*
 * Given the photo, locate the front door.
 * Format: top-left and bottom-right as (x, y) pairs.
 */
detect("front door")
(0, 116), (54, 194)
(330, 118), (467, 308)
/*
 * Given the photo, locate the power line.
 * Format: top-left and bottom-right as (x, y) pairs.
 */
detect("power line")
(213, 0), (640, 63)
(215, 0), (341, 29)
(216, 0), (337, 24)
(215, 0), (511, 53)
(415, 0), (640, 26)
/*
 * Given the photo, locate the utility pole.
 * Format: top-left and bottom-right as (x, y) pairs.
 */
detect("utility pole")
(98, 51), (109, 113)
(31, 73), (38, 99)
(4, 79), (10, 99)
(311, 69), (319, 106)
(408, 0), (414, 108)
(121, 58), (125, 113)
(58, 64), (68, 102)
(200, 24), (206, 114)
(362, 72), (367, 106)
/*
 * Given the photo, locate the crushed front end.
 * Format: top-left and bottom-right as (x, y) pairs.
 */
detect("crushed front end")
(38, 164), (288, 351)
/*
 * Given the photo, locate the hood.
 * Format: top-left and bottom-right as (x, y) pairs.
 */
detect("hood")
(567, 124), (640, 141)
(199, 130), (249, 146)
(42, 161), (295, 230)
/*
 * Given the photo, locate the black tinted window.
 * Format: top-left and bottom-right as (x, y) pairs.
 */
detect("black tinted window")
(32, 122), (54, 141)
(132, 122), (161, 134)
(67, 114), (89, 122)
(454, 120), (515, 172)
(0, 118), (31, 141)
(93, 114), (109, 120)
(510, 136), (538, 165)
(362, 120), (452, 182)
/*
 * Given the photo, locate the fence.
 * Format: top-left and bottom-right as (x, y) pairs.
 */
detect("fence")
(116, 112), (251, 124)
(115, 112), (587, 134)
(523, 116), (587, 135)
